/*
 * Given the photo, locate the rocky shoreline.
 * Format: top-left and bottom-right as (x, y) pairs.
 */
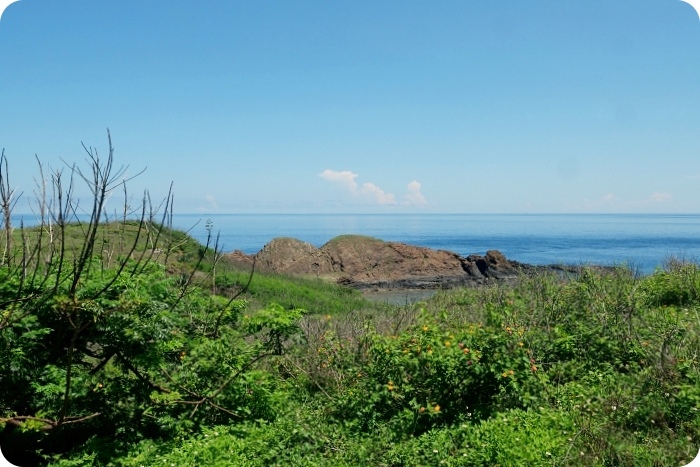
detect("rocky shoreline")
(223, 235), (587, 291)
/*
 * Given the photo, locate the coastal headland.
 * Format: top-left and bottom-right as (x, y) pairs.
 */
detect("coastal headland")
(224, 234), (581, 290)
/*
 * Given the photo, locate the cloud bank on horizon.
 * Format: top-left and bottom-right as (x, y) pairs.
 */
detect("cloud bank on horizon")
(319, 169), (427, 207)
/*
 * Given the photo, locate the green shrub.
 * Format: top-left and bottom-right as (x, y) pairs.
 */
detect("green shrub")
(333, 312), (544, 435)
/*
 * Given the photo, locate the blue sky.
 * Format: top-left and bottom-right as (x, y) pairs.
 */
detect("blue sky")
(0, 0), (699, 214)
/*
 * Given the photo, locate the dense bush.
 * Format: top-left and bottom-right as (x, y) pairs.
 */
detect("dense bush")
(333, 315), (544, 435)
(0, 141), (306, 466)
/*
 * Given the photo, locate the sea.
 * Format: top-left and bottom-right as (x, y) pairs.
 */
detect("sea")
(165, 213), (700, 276)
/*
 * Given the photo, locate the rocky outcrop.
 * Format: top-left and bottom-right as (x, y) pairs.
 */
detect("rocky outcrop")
(224, 235), (580, 290)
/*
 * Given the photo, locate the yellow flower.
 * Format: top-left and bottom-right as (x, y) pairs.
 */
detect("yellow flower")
(433, 404), (441, 412)
(387, 381), (395, 391)
(444, 341), (451, 347)
(422, 325), (429, 332)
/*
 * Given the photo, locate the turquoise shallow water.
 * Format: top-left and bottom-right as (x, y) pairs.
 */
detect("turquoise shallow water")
(168, 213), (700, 275)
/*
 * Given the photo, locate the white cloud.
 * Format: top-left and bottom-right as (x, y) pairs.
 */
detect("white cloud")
(403, 180), (427, 206)
(602, 193), (615, 202)
(319, 169), (427, 207)
(361, 182), (397, 205)
(650, 191), (672, 202)
(319, 169), (358, 191)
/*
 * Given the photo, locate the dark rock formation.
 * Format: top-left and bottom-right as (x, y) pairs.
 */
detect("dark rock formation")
(223, 235), (579, 290)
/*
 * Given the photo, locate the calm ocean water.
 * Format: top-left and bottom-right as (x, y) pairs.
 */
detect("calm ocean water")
(167, 213), (700, 275)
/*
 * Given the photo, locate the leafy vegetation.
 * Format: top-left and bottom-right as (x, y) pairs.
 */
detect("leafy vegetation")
(1, 138), (698, 466)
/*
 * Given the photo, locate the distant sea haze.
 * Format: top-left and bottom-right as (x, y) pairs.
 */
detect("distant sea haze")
(167, 213), (700, 275)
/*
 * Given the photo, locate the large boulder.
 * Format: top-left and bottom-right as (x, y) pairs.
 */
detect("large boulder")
(320, 235), (468, 286)
(252, 237), (334, 276)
